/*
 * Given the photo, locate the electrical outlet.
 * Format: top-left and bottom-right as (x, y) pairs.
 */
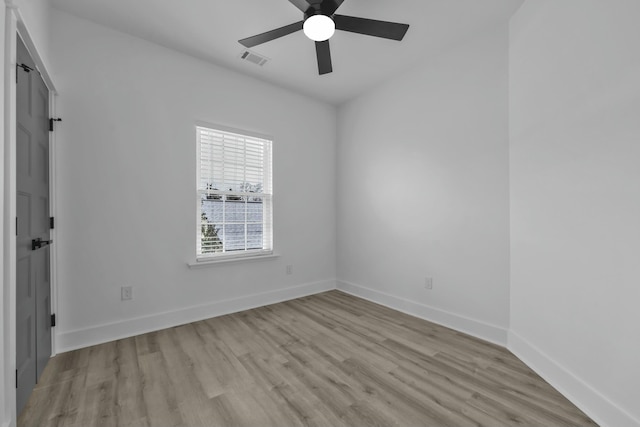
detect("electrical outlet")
(425, 277), (433, 290)
(286, 265), (293, 275)
(121, 286), (133, 301)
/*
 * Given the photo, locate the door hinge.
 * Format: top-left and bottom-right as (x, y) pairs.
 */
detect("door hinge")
(51, 314), (56, 328)
(16, 217), (18, 236)
(16, 63), (34, 83)
(49, 118), (62, 132)
(50, 217), (55, 229)
(16, 369), (18, 389)
(17, 63), (34, 73)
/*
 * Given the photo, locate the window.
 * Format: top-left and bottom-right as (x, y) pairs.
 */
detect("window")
(196, 124), (273, 261)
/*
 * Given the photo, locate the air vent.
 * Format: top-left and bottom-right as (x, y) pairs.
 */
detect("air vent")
(239, 50), (269, 67)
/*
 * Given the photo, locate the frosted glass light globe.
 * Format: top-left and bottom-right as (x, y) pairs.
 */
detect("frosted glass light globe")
(303, 15), (336, 42)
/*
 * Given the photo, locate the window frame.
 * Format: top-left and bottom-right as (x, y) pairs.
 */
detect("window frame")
(195, 122), (273, 263)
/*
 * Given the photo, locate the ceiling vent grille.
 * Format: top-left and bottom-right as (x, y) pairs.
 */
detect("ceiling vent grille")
(239, 50), (269, 66)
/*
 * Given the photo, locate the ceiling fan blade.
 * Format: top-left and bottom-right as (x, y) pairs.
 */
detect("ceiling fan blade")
(315, 40), (333, 75)
(288, 0), (311, 13)
(239, 21), (303, 48)
(334, 15), (409, 41)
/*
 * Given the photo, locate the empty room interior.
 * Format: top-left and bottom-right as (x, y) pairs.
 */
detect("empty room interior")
(1, 0), (639, 426)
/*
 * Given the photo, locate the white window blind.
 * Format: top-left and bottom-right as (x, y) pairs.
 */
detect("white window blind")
(196, 125), (273, 259)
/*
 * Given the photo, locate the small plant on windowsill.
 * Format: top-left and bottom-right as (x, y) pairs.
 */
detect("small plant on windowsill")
(206, 183), (221, 200)
(227, 188), (243, 201)
(241, 182), (263, 203)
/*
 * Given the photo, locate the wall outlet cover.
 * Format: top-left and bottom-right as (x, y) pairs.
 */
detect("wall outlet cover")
(121, 286), (133, 300)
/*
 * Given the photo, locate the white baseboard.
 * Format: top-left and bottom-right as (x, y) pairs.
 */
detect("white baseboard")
(508, 330), (640, 427)
(49, 279), (640, 427)
(336, 280), (508, 346)
(56, 279), (336, 353)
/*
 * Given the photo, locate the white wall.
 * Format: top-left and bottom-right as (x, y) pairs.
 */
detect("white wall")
(509, 1), (640, 426)
(336, 25), (511, 344)
(12, 0), (51, 69)
(5, 3), (637, 427)
(50, 10), (337, 351)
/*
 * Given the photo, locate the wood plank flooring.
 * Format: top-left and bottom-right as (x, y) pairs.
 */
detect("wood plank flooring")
(19, 291), (598, 427)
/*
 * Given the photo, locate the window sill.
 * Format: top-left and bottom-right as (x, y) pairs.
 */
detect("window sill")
(187, 253), (280, 269)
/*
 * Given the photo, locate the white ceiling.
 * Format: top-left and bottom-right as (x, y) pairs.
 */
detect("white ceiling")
(50, 0), (523, 105)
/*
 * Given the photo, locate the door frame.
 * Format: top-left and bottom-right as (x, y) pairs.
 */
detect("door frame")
(2, 3), (58, 424)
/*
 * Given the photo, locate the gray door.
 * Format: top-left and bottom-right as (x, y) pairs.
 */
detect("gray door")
(16, 36), (52, 415)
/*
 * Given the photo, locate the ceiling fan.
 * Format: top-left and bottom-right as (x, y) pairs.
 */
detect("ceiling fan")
(239, 0), (410, 75)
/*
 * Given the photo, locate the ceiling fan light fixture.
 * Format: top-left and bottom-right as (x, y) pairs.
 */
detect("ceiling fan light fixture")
(238, 0), (410, 75)
(303, 14), (335, 41)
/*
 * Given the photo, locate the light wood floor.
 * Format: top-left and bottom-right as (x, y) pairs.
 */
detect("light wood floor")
(19, 291), (597, 427)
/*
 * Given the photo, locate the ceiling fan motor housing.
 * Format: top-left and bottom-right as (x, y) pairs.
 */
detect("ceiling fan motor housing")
(305, 10), (333, 21)
(303, 0), (340, 19)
